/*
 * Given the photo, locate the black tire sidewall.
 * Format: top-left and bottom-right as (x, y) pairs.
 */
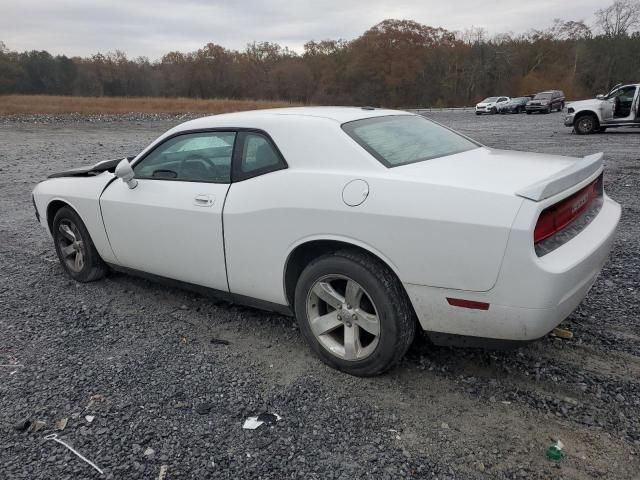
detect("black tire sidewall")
(52, 207), (104, 282)
(294, 253), (411, 376)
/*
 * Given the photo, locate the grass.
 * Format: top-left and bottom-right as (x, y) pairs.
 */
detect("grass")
(0, 95), (303, 115)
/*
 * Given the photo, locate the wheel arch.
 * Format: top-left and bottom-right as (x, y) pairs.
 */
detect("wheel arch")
(46, 198), (78, 234)
(573, 109), (600, 124)
(283, 237), (404, 311)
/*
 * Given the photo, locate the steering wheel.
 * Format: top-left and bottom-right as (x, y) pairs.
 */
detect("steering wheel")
(182, 154), (217, 180)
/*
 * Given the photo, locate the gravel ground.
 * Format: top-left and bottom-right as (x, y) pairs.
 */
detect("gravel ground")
(1, 110), (639, 479)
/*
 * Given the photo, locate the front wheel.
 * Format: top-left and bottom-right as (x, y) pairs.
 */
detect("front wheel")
(574, 114), (598, 135)
(52, 206), (107, 282)
(294, 250), (416, 376)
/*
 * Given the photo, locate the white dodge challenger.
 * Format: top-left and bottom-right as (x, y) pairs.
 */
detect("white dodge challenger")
(32, 107), (621, 376)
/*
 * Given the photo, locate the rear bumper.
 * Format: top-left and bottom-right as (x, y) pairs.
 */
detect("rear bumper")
(405, 194), (621, 342)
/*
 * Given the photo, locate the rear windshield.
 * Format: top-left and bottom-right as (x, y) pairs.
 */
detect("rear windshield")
(341, 115), (479, 168)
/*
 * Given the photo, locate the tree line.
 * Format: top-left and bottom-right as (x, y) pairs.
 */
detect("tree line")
(1, 0), (640, 107)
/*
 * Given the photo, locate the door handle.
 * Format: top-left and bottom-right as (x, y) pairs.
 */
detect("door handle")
(194, 194), (214, 207)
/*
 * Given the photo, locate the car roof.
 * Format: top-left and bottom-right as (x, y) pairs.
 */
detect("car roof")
(172, 107), (412, 132)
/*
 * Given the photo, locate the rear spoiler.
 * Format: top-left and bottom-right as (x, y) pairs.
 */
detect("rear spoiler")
(516, 152), (603, 201)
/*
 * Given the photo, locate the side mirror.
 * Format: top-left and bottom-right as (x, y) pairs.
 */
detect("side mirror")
(115, 158), (138, 189)
(596, 94), (605, 100)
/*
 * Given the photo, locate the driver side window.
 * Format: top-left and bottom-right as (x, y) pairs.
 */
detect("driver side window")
(134, 132), (236, 183)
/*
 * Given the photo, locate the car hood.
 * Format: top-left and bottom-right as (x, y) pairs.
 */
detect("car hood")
(567, 98), (603, 110)
(476, 102), (494, 107)
(391, 147), (575, 197)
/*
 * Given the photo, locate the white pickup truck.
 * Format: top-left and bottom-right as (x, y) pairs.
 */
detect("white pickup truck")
(565, 83), (640, 134)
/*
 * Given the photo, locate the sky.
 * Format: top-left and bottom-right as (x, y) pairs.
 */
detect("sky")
(1, 0), (607, 60)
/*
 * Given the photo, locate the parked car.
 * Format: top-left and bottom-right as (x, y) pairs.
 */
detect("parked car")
(32, 107), (620, 376)
(498, 97), (530, 114)
(475, 96), (510, 115)
(526, 90), (565, 114)
(565, 83), (640, 134)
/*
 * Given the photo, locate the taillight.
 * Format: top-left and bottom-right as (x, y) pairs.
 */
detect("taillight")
(534, 174), (603, 248)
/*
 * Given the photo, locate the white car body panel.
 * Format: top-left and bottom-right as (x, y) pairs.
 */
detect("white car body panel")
(32, 173), (119, 264)
(32, 107), (621, 343)
(99, 179), (230, 290)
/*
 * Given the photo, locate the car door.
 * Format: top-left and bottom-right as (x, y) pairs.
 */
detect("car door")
(100, 130), (236, 291)
(616, 85), (637, 119)
(601, 90), (617, 122)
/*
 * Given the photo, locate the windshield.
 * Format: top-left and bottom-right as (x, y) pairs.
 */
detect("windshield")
(534, 93), (552, 100)
(481, 97), (498, 103)
(342, 115), (480, 168)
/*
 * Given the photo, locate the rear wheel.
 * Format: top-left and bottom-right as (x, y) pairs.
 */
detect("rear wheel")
(52, 206), (107, 282)
(574, 114), (598, 135)
(294, 250), (416, 376)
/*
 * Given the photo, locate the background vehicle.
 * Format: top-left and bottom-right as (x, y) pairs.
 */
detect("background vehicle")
(475, 96), (510, 114)
(498, 97), (530, 114)
(565, 83), (640, 134)
(526, 90), (565, 114)
(32, 107), (620, 376)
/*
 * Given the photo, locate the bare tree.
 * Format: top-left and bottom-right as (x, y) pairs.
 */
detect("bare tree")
(595, 0), (640, 36)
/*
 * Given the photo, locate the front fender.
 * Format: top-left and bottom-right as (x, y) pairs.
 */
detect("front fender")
(32, 173), (118, 263)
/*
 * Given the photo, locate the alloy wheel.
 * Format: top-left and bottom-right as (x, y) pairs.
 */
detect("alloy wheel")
(306, 274), (380, 361)
(57, 220), (86, 273)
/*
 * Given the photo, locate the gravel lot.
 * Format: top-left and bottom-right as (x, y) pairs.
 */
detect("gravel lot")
(1, 110), (639, 479)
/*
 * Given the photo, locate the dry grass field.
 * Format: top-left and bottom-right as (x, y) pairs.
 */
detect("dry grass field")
(0, 95), (302, 115)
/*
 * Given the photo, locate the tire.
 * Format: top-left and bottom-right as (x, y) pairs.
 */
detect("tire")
(545, 106), (551, 114)
(490, 107), (497, 114)
(475, 112), (481, 115)
(52, 206), (107, 282)
(526, 111), (532, 115)
(294, 250), (416, 376)
(574, 114), (598, 135)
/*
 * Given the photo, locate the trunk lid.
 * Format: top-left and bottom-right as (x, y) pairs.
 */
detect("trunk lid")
(392, 147), (601, 199)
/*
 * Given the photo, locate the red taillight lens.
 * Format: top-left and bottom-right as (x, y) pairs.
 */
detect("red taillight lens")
(534, 175), (602, 244)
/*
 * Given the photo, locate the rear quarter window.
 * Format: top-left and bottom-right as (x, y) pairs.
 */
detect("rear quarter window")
(341, 115), (479, 168)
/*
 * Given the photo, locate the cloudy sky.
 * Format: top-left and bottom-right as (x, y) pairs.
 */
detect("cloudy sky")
(1, 0), (606, 60)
